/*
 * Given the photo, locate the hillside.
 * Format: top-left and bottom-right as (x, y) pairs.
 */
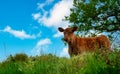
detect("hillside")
(0, 49), (120, 74)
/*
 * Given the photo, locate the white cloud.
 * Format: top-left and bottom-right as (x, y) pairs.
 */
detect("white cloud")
(3, 26), (36, 39)
(32, 38), (52, 55)
(32, 0), (73, 28)
(36, 38), (52, 47)
(32, 13), (41, 20)
(60, 47), (69, 57)
(37, 0), (54, 12)
(32, 0), (73, 38)
(53, 31), (63, 38)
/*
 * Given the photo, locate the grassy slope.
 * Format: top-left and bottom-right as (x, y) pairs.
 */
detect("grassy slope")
(0, 49), (120, 74)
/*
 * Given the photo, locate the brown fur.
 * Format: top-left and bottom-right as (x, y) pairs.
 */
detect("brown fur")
(58, 27), (111, 57)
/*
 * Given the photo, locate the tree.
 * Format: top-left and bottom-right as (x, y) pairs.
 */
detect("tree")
(65, 0), (120, 37)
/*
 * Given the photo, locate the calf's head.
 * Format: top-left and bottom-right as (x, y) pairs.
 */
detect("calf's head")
(58, 27), (78, 42)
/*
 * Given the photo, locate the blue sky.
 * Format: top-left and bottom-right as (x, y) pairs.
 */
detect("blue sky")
(0, 0), (73, 61)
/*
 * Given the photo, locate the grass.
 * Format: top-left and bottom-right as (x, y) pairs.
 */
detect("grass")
(0, 49), (120, 74)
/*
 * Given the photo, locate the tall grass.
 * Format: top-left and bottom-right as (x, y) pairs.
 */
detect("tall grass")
(0, 49), (120, 74)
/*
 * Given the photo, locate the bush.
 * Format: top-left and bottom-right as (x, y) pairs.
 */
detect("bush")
(14, 53), (28, 62)
(6, 53), (28, 62)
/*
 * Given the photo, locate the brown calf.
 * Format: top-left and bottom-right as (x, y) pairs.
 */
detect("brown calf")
(58, 27), (111, 57)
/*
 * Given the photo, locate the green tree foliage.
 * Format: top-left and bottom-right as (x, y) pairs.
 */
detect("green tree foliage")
(65, 0), (120, 36)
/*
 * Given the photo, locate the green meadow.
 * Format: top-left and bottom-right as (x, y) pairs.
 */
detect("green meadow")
(0, 49), (120, 74)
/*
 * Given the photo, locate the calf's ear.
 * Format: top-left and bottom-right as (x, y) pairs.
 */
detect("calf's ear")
(58, 27), (64, 32)
(72, 26), (78, 32)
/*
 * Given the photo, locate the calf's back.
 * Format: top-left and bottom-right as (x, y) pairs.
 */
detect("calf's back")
(68, 35), (110, 56)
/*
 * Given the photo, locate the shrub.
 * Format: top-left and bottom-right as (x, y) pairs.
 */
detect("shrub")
(14, 53), (28, 62)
